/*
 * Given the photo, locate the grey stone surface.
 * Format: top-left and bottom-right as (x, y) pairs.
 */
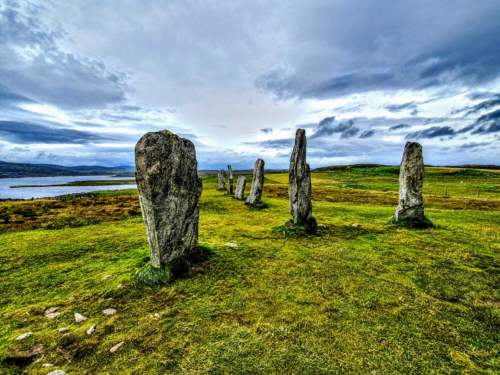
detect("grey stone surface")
(217, 170), (226, 190)
(394, 142), (427, 224)
(110, 342), (124, 353)
(16, 332), (32, 340)
(135, 130), (202, 268)
(48, 371), (67, 375)
(74, 312), (87, 323)
(234, 175), (247, 200)
(44, 306), (61, 319)
(246, 159), (265, 206)
(289, 129), (316, 231)
(102, 308), (117, 316)
(86, 324), (96, 336)
(227, 165), (234, 195)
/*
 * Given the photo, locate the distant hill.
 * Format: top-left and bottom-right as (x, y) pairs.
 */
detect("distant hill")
(0, 160), (134, 178)
(314, 164), (500, 171)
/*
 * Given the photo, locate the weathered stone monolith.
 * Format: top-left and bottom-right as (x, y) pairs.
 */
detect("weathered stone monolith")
(217, 170), (226, 190)
(394, 142), (431, 227)
(234, 175), (247, 200)
(289, 128), (316, 232)
(246, 159), (265, 206)
(227, 165), (234, 195)
(135, 130), (202, 268)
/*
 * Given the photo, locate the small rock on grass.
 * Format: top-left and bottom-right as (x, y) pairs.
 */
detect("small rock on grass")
(102, 275), (112, 280)
(16, 332), (32, 340)
(74, 312), (87, 323)
(110, 341), (124, 353)
(86, 324), (97, 335)
(102, 308), (117, 316)
(48, 370), (67, 375)
(42, 363), (54, 367)
(225, 242), (238, 249)
(45, 306), (61, 319)
(58, 327), (69, 333)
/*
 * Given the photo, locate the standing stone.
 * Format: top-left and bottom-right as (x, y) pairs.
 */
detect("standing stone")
(394, 142), (431, 226)
(246, 159), (265, 206)
(227, 165), (234, 195)
(289, 129), (316, 231)
(135, 130), (202, 268)
(217, 170), (226, 190)
(234, 175), (247, 200)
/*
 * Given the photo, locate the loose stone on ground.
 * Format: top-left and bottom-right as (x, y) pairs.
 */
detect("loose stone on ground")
(103, 308), (117, 316)
(74, 312), (87, 323)
(16, 332), (32, 340)
(110, 341), (125, 353)
(86, 324), (97, 335)
(45, 306), (61, 319)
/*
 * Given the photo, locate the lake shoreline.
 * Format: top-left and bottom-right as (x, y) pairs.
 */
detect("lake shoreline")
(0, 175), (137, 200)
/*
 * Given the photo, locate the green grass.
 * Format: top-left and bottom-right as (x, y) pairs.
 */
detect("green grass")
(0, 167), (499, 373)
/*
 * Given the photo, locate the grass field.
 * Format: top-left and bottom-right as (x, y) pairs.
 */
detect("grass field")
(0, 166), (499, 374)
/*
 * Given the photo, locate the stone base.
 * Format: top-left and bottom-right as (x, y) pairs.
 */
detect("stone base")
(392, 216), (434, 229)
(274, 218), (317, 236)
(245, 201), (269, 209)
(135, 244), (213, 286)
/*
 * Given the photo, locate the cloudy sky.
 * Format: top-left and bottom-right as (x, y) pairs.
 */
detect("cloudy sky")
(1, 0), (499, 169)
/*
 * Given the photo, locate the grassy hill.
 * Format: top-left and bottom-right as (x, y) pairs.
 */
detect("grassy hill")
(0, 167), (498, 373)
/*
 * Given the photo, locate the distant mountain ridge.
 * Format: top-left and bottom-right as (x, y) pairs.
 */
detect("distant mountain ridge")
(0, 160), (134, 178)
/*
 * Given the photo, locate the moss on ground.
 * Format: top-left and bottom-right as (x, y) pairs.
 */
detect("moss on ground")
(0, 167), (498, 373)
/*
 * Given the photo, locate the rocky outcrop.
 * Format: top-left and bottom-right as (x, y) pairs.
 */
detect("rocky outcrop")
(135, 130), (202, 268)
(394, 142), (431, 227)
(289, 129), (316, 231)
(234, 175), (247, 200)
(246, 159), (265, 206)
(217, 170), (226, 190)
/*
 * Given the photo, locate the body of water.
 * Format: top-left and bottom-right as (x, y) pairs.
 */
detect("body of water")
(0, 175), (137, 200)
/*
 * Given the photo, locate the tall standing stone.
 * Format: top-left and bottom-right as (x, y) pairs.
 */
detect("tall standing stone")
(227, 165), (234, 195)
(289, 128), (316, 231)
(246, 159), (265, 206)
(135, 130), (202, 268)
(234, 175), (247, 200)
(394, 142), (431, 227)
(217, 170), (226, 190)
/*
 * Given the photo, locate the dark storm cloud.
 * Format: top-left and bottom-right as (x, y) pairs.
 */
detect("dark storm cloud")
(384, 102), (418, 113)
(243, 138), (293, 149)
(389, 124), (411, 131)
(458, 142), (490, 150)
(406, 126), (456, 139)
(0, 85), (35, 106)
(453, 95), (500, 116)
(310, 117), (357, 139)
(0, 121), (111, 144)
(467, 92), (498, 100)
(0, 2), (128, 109)
(471, 109), (500, 135)
(359, 130), (375, 138)
(340, 126), (360, 139)
(257, 0), (500, 99)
